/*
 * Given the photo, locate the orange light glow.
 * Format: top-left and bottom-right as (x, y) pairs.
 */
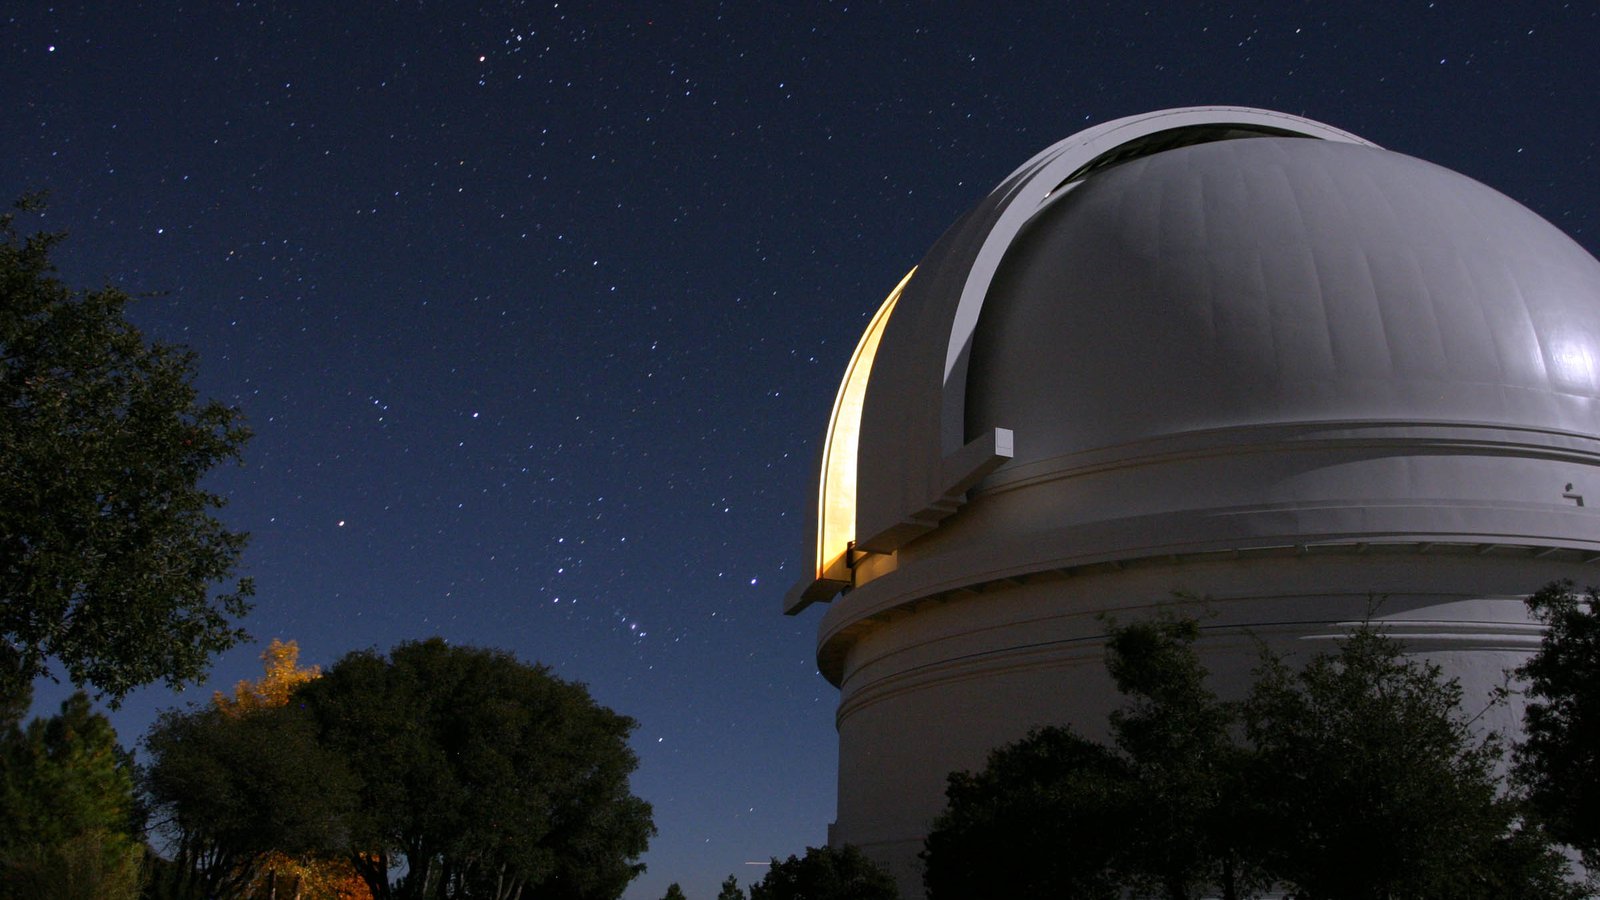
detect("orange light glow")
(816, 268), (914, 582)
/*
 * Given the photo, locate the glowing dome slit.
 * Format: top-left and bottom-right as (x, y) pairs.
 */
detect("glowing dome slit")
(814, 268), (914, 588)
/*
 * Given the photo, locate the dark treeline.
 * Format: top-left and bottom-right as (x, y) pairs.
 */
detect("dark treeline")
(921, 586), (1600, 900)
(2, 636), (655, 900)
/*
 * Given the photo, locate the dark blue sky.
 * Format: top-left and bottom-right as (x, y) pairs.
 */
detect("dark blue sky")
(6, 3), (1600, 898)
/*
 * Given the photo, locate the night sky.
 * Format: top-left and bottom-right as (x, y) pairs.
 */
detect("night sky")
(6, 3), (1600, 898)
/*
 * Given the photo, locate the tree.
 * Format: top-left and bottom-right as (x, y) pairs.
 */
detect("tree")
(0, 692), (143, 900)
(923, 614), (1577, 899)
(748, 845), (898, 900)
(1242, 623), (1574, 899)
(214, 638), (321, 717)
(715, 875), (745, 900)
(1515, 580), (1600, 869)
(215, 639), (370, 900)
(659, 884), (687, 900)
(923, 727), (1129, 900)
(0, 196), (252, 703)
(142, 701), (357, 900)
(298, 638), (654, 900)
(925, 615), (1255, 900)
(1102, 616), (1258, 899)
(142, 640), (363, 900)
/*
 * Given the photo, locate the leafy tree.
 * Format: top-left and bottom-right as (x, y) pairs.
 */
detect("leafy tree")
(298, 638), (654, 900)
(0, 196), (252, 703)
(1103, 616), (1258, 899)
(659, 884), (687, 900)
(925, 616), (1254, 900)
(1515, 580), (1600, 869)
(214, 638), (321, 717)
(0, 692), (142, 899)
(0, 647), (28, 733)
(924, 614), (1577, 899)
(923, 726), (1128, 900)
(141, 701), (357, 899)
(715, 875), (745, 900)
(2, 828), (143, 900)
(748, 845), (898, 900)
(1242, 623), (1574, 899)
(212, 639), (369, 900)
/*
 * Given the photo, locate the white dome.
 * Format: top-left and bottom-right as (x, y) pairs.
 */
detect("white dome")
(786, 109), (1600, 894)
(969, 136), (1600, 455)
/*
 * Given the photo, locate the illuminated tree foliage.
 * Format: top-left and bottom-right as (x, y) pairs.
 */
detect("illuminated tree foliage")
(142, 641), (359, 900)
(0, 692), (143, 900)
(217, 640), (371, 900)
(0, 196), (252, 703)
(299, 638), (655, 900)
(142, 700), (357, 900)
(214, 639), (321, 718)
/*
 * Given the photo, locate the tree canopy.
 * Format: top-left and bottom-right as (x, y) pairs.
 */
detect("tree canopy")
(298, 638), (655, 900)
(142, 697), (357, 899)
(748, 845), (899, 900)
(140, 639), (369, 900)
(145, 638), (653, 900)
(0, 196), (252, 703)
(0, 692), (143, 899)
(715, 874), (746, 900)
(1515, 580), (1600, 870)
(923, 613), (1579, 900)
(1242, 626), (1571, 899)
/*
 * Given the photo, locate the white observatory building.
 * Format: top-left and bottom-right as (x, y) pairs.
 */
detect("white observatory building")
(785, 107), (1600, 892)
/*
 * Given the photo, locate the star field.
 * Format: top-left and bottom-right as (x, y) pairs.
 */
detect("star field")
(6, 3), (1600, 898)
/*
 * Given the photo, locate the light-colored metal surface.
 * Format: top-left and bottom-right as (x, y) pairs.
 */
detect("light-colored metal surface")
(788, 108), (1600, 897)
(804, 108), (1376, 607)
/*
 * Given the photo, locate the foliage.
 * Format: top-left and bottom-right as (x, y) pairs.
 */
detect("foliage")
(715, 875), (745, 900)
(924, 615), (1252, 900)
(141, 640), (364, 900)
(0, 692), (142, 900)
(923, 613), (1579, 900)
(297, 638), (655, 900)
(0, 646), (28, 732)
(219, 640), (370, 900)
(1242, 624), (1574, 899)
(214, 639), (321, 718)
(1515, 579), (1600, 869)
(923, 726), (1129, 899)
(1103, 616), (1259, 899)
(0, 196), (252, 703)
(141, 701), (357, 899)
(2, 828), (143, 900)
(748, 845), (898, 900)
(659, 884), (687, 900)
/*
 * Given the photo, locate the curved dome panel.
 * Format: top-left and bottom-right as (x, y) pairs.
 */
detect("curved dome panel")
(966, 137), (1600, 459)
(790, 108), (1600, 899)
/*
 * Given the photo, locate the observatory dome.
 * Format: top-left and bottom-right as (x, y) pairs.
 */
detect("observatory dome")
(968, 136), (1600, 460)
(786, 108), (1600, 894)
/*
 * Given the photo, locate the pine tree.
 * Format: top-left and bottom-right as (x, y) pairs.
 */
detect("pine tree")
(0, 692), (142, 899)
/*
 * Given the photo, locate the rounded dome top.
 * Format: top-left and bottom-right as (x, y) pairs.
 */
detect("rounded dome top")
(787, 108), (1600, 614)
(967, 136), (1600, 464)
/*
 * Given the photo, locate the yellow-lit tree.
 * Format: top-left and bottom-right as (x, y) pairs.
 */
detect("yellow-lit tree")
(214, 639), (320, 717)
(214, 640), (370, 900)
